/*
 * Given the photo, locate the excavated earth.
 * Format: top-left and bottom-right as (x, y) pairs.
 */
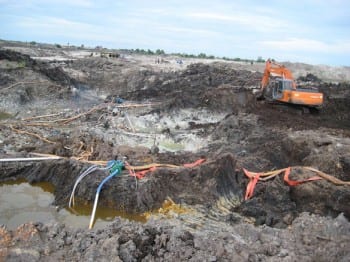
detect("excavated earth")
(1, 43), (350, 261)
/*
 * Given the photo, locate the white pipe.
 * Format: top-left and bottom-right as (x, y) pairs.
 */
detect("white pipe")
(69, 163), (113, 208)
(89, 192), (100, 229)
(68, 165), (98, 208)
(124, 111), (136, 133)
(0, 157), (61, 162)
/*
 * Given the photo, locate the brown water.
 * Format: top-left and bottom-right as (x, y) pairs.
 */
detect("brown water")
(0, 179), (147, 230)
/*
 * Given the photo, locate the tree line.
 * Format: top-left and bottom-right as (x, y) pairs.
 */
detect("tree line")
(124, 48), (265, 63)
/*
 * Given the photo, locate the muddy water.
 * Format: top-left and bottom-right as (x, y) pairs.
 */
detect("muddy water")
(0, 111), (12, 120)
(0, 179), (146, 230)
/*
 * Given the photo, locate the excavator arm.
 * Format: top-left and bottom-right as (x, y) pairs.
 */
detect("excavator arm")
(261, 59), (296, 89)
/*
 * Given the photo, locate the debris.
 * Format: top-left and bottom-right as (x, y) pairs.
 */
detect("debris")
(115, 97), (124, 104)
(10, 125), (56, 144)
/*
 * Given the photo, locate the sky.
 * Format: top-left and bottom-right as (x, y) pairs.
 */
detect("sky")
(1, 0), (350, 66)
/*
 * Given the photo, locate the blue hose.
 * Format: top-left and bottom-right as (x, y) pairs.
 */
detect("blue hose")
(97, 167), (121, 193)
(89, 160), (124, 229)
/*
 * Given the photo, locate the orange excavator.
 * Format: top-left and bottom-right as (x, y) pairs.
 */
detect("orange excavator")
(260, 59), (323, 107)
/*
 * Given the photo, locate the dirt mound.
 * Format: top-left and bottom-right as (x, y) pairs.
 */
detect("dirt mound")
(68, 60), (260, 112)
(0, 48), (77, 87)
(297, 73), (321, 83)
(1, 212), (350, 261)
(124, 63), (260, 112)
(0, 48), (35, 67)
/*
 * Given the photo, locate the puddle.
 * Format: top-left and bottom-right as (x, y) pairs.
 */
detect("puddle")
(159, 140), (185, 151)
(0, 111), (12, 120)
(0, 179), (146, 230)
(68, 203), (147, 226)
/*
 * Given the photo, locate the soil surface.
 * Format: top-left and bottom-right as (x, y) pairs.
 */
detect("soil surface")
(1, 41), (350, 261)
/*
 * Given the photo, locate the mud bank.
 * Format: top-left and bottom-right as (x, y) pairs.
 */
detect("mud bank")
(2, 151), (350, 228)
(1, 213), (350, 261)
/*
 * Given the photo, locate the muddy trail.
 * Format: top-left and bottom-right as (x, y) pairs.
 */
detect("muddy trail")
(1, 46), (350, 261)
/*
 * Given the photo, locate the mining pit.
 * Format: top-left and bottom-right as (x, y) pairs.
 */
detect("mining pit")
(0, 42), (350, 261)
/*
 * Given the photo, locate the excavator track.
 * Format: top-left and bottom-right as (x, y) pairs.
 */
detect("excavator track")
(264, 100), (320, 115)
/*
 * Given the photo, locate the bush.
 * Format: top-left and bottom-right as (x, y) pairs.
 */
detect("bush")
(18, 61), (26, 68)
(256, 56), (265, 63)
(155, 49), (165, 55)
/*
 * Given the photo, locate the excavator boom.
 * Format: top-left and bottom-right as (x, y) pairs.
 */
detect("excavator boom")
(261, 60), (295, 89)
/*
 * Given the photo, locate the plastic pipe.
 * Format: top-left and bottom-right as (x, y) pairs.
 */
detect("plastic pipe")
(69, 162), (114, 208)
(124, 111), (136, 133)
(0, 156), (61, 162)
(69, 165), (98, 208)
(88, 167), (120, 229)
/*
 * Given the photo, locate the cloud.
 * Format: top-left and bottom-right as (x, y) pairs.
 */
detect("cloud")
(157, 25), (218, 37)
(0, 0), (93, 8)
(186, 11), (288, 32)
(67, 0), (93, 7)
(17, 16), (98, 31)
(14, 16), (119, 43)
(43, 0), (93, 7)
(260, 38), (350, 54)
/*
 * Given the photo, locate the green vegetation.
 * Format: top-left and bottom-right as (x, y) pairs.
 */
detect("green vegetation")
(55, 44), (62, 48)
(120, 48), (265, 63)
(17, 60), (26, 68)
(130, 48), (165, 55)
(155, 49), (165, 55)
(256, 56), (265, 63)
(0, 111), (12, 120)
(170, 52), (215, 59)
(159, 141), (185, 151)
(5, 60), (26, 69)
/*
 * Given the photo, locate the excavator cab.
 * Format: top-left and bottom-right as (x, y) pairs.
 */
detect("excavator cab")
(272, 78), (293, 100)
